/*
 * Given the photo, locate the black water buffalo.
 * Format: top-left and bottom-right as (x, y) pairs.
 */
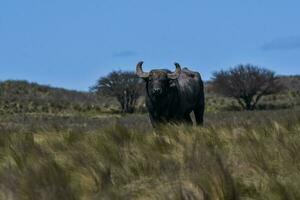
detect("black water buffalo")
(136, 61), (204, 127)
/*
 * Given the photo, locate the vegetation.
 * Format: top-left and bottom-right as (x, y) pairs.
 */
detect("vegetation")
(279, 75), (300, 91)
(0, 80), (117, 114)
(212, 64), (283, 110)
(0, 74), (299, 115)
(0, 72), (299, 199)
(91, 71), (142, 113)
(0, 109), (300, 199)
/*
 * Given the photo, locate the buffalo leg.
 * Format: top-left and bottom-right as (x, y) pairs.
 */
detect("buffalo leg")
(148, 113), (163, 129)
(183, 113), (193, 125)
(148, 113), (157, 128)
(194, 103), (204, 125)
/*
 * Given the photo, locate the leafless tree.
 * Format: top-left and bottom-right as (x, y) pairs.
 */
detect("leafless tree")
(91, 71), (142, 113)
(212, 64), (283, 110)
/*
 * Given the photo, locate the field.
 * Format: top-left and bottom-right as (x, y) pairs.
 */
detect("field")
(0, 79), (300, 199)
(1, 108), (300, 200)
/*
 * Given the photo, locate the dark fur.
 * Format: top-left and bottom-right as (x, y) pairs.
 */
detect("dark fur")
(142, 68), (205, 127)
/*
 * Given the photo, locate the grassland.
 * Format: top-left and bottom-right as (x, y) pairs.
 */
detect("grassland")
(0, 78), (299, 199)
(1, 109), (300, 200)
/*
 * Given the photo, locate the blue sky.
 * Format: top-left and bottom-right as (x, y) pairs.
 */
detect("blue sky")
(1, 0), (300, 91)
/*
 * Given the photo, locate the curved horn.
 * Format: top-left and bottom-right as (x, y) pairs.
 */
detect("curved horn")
(136, 61), (149, 78)
(174, 62), (181, 73)
(167, 62), (181, 79)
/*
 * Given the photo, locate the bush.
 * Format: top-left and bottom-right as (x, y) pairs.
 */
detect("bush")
(212, 64), (283, 110)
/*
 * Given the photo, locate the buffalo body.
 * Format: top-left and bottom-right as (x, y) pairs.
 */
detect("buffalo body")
(136, 62), (204, 127)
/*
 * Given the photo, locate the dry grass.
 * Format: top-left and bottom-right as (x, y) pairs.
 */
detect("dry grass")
(0, 109), (300, 199)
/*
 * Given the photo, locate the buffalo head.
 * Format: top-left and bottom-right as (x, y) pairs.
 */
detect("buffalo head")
(136, 61), (181, 97)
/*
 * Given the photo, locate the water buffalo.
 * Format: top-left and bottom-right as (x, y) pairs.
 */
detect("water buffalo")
(136, 61), (204, 127)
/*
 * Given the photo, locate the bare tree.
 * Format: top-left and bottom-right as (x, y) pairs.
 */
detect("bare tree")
(212, 64), (283, 110)
(91, 71), (142, 113)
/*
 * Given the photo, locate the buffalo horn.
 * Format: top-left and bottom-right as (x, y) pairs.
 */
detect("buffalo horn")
(167, 62), (181, 79)
(136, 61), (149, 78)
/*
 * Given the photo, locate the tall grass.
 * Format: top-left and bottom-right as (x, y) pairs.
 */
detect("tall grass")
(0, 110), (300, 199)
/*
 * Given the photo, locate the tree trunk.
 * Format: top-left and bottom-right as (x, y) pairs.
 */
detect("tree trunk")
(117, 91), (138, 113)
(243, 96), (254, 110)
(123, 90), (128, 113)
(236, 98), (246, 110)
(127, 94), (136, 113)
(251, 93), (264, 110)
(117, 96), (125, 113)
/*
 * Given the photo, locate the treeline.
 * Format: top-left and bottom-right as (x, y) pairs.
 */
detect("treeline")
(0, 73), (299, 115)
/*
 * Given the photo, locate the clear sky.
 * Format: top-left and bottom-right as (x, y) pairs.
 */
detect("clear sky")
(1, 0), (300, 91)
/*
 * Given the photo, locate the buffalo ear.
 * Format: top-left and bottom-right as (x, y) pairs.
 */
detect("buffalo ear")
(139, 75), (149, 81)
(167, 74), (179, 80)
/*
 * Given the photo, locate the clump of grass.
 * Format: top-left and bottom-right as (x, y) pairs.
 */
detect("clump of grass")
(0, 110), (300, 199)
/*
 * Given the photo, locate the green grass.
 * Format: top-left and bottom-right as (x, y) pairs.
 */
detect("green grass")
(0, 109), (300, 199)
